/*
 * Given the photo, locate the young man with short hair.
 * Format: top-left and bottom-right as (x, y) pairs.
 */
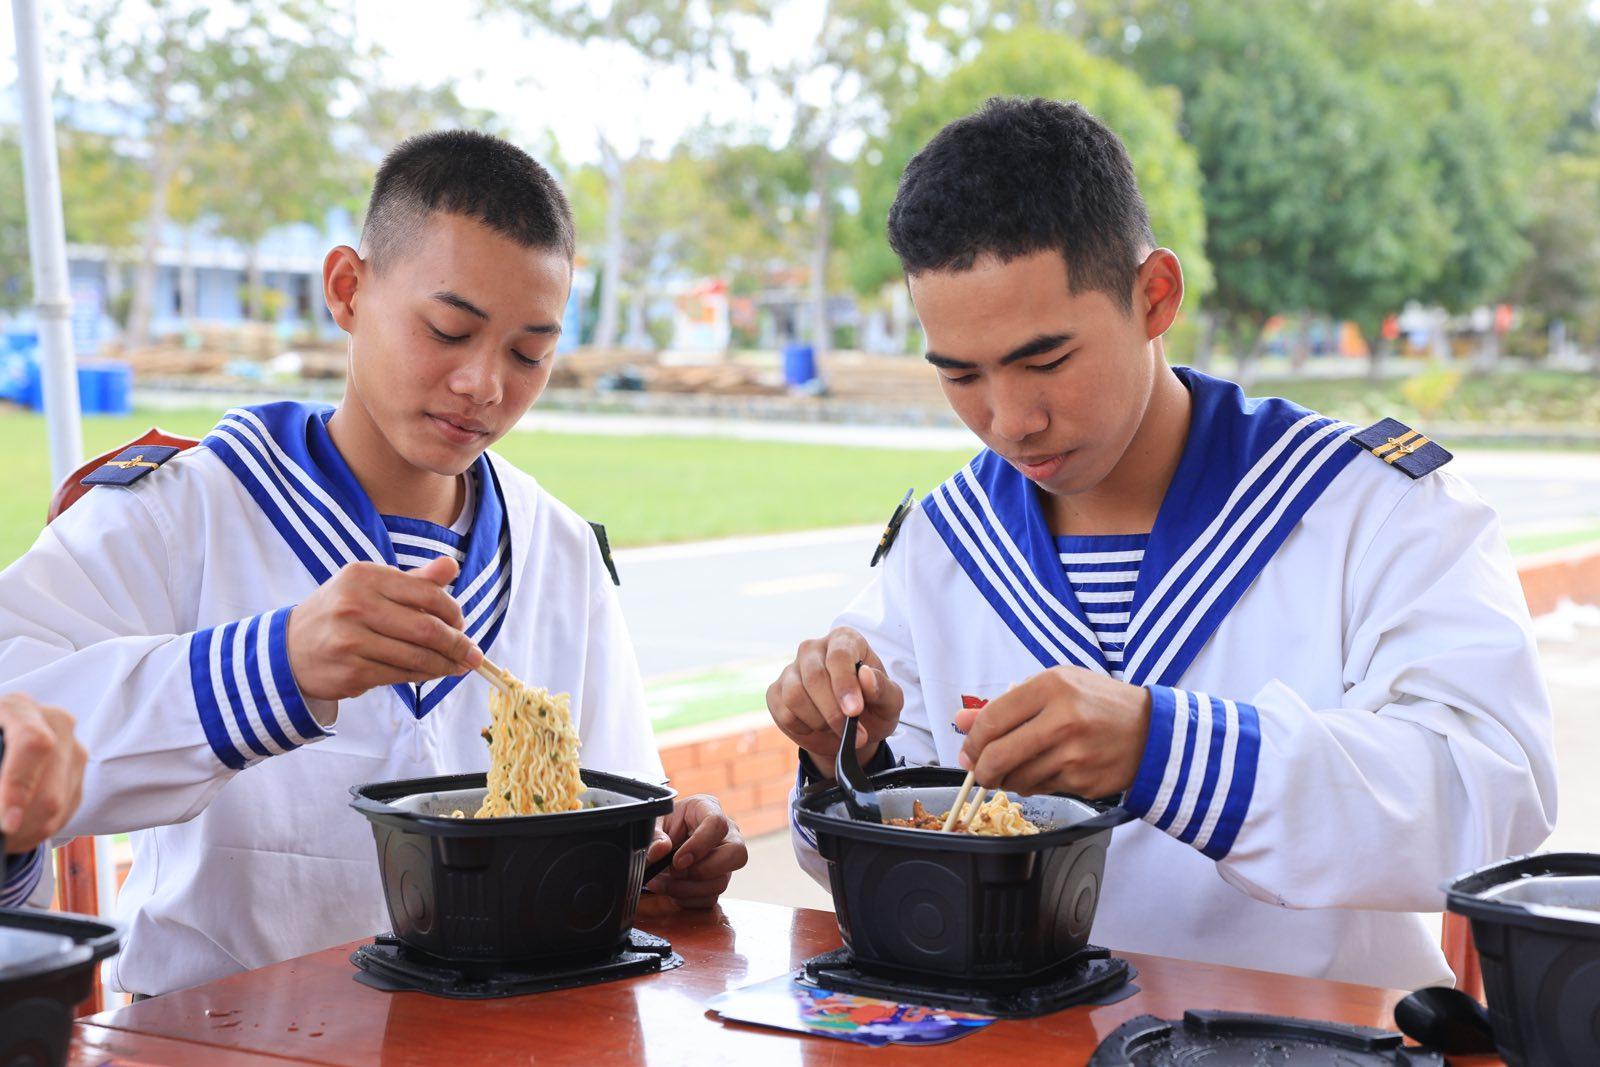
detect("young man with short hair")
(769, 98), (1555, 989)
(0, 131), (746, 995)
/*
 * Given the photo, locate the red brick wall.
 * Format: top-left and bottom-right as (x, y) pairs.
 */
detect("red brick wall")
(657, 712), (798, 838)
(1515, 543), (1600, 617)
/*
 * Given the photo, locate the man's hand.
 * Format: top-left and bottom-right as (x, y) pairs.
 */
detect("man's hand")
(765, 627), (903, 775)
(639, 794), (748, 913)
(286, 557), (482, 702)
(0, 694), (87, 853)
(956, 666), (1151, 798)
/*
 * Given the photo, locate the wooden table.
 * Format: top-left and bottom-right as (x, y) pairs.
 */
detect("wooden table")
(74, 899), (1497, 1065)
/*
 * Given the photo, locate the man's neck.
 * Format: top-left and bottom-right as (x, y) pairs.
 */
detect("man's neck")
(326, 397), (463, 526)
(1043, 363), (1191, 537)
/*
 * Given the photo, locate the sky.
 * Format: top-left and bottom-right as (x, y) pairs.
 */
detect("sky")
(0, 0), (829, 165)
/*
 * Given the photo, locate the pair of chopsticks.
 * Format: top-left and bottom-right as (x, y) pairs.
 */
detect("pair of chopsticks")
(942, 770), (988, 833)
(473, 656), (516, 695)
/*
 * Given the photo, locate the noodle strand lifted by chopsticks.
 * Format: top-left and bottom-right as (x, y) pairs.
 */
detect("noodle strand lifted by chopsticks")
(472, 679), (584, 817)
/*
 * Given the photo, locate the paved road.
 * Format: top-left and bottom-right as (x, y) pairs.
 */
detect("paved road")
(618, 450), (1600, 680)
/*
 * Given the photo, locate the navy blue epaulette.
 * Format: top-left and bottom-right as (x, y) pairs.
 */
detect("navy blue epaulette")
(1351, 418), (1452, 479)
(870, 488), (916, 567)
(589, 521), (621, 586)
(79, 445), (182, 488)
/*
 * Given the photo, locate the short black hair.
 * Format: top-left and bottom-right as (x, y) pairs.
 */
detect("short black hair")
(360, 130), (575, 271)
(887, 97), (1154, 311)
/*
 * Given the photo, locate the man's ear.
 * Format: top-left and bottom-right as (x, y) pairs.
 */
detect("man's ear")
(1136, 248), (1184, 340)
(323, 245), (364, 332)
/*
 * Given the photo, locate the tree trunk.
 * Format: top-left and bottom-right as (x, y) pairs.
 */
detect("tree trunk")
(125, 142), (175, 348)
(889, 283), (910, 355)
(1192, 312), (1218, 372)
(245, 248), (263, 323)
(1288, 316), (1309, 375)
(594, 137), (626, 351)
(807, 152), (833, 360)
(621, 288), (652, 350)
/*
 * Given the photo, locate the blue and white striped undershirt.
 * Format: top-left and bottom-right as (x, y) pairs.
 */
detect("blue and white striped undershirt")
(1057, 533), (1148, 668)
(383, 472), (474, 572)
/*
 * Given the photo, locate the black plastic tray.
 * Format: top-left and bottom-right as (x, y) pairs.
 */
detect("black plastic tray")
(1088, 1011), (1444, 1066)
(1447, 851), (1600, 1067)
(794, 765), (1131, 981)
(350, 768), (674, 968)
(0, 907), (121, 1067)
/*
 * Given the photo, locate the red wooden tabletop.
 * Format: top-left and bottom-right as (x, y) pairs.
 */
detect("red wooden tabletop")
(76, 898), (1498, 1065)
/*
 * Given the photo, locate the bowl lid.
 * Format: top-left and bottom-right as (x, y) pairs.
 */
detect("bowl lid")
(350, 767), (675, 836)
(0, 926), (82, 982)
(794, 765), (1130, 853)
(1089, 1011), (1440, 1066)
(1449, 852), (1600, 934)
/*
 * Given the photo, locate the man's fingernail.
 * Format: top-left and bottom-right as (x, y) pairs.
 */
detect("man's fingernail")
(841, 693), (862, 715)
(1, 808), (21, 834)
(958, 751), (973, 771)
(674, 851), (693, 870)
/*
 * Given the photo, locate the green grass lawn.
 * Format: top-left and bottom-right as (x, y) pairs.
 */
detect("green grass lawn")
(0, 407), (974, 569)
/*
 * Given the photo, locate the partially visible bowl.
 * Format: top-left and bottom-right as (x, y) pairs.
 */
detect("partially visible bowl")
(794, 765), (1131, 982)
(0, 907), (121, 1067)
(350, 768), (674, 969)
(1447, 852), (1600, 1067)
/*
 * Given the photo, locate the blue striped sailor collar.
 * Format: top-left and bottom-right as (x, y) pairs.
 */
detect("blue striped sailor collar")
(200, 401), (511, 717)
(923, 367), (1360, 688)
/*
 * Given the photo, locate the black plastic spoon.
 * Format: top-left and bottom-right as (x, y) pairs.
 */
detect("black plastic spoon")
(836, 710), (882, 823)
(1393, 985), (1497, 1055)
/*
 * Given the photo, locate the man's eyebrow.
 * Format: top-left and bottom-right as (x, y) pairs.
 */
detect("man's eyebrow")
(431, 290), (489, 320)
(999, 333), (1074, 365)
(924, 333), (1075, 370)
(432, 289), (561, 335)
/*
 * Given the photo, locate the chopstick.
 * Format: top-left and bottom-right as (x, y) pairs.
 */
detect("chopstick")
(473, 655), (515, 694)
(962, 788), (988, 833)
(943, 770), (976, 832)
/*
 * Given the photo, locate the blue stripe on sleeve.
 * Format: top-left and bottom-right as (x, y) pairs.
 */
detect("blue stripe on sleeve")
(190, 609), (328, 770)
(0, 848), (44, 907)
(1124, 684), (1176, 818)
(265, 607), (326, 742)
(1201, 700), (1261, 860)
(190, 626), (248, 770)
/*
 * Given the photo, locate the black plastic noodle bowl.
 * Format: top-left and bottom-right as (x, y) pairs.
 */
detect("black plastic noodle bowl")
(1446, 851), (1600, 1067)
(350, 769), (674, 969)
(0, 907), (121, 1067)
(795, 766), (1132, 982)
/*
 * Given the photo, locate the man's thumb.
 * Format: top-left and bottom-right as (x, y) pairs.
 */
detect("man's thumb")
(415, 555), (460, 587)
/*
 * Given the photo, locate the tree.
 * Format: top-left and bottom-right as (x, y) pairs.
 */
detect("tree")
(188, 20), (352, 322)
(736, 0), (944, 358)
(852, 28), (1213, 318)
(1124, 1), (1449, 379)
(0, 134), (30, 313)
(483, 0), (760, 351)
(67, 0), (352, 346)
(1510, 142), (1600, 366)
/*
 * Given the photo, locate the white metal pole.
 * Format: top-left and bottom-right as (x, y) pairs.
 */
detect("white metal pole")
(12, 0), (83, 483)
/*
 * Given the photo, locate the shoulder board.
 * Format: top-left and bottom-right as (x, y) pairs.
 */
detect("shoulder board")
(589, 521), (621, 586)
(1351, 418), (1452, 479)
(79, 445), (182, 489)
(870, 488), (916, 568)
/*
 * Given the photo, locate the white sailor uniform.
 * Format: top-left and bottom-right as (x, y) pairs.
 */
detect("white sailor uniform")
(0, 402), (662, 994)
(792, 368), (1556, 990)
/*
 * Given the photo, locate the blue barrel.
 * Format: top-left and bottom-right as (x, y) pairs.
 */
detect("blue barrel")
(75, 360), (133, 416)
(782, 343), (816, 387)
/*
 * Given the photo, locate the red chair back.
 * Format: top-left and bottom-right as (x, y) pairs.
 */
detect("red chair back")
(46, 427), (199, 1015)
